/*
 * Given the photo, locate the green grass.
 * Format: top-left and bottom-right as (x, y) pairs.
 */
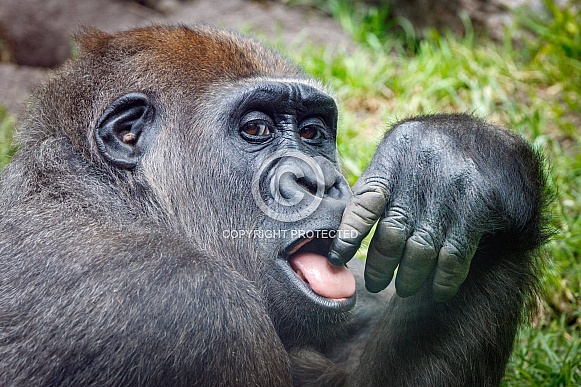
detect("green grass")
(288, 0), (581, 385)
(0, 0), (579, 384)
(0, 107), (16, 168)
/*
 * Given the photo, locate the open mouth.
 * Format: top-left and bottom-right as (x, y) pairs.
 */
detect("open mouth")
(277, 232), (356, 311)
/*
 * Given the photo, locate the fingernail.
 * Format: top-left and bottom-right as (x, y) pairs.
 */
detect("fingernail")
(327, 251), (344, 266)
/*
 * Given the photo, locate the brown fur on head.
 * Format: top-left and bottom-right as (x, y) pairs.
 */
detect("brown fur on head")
(75, 25), (304, 91)
(19, 25), (307, 162)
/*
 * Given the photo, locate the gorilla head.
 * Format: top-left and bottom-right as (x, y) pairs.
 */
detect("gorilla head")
(20, 25), (354, 346)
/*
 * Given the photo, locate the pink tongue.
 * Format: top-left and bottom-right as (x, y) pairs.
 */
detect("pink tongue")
(289, 252), (356, 299)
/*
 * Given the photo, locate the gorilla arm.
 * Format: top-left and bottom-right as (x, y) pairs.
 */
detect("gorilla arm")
(328, 114), (550, 386)
(0, 214), (291, 386)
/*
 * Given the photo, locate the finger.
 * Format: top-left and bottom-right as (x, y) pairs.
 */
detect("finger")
(395, 227), (438, 297)
(328, 184), (388, 266)
(432, 227), (481, 302)
(393, 193), (448, 298)
(364, 208), (409, 293)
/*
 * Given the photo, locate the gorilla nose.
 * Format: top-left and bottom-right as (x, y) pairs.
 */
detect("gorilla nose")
(271, 155), (351, 206)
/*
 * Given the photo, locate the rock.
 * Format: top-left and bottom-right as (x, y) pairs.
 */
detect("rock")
(0, 0), (160, 68)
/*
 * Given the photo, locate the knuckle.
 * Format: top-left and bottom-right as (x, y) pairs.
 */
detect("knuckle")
(382, 206), (412, 230)
(436, 254), (463, 276)
(352, 178), (389, 199)
(377, 217), (408, 241)
(380, 223), (408, 241)
(370, 209), (411, 258)
(371, 231), (405, 258)
(400, 245), (437, 276)
(345, 190), (388, 228)
(437, 242), (472, 281)
(408, 229), (438, 254)
(441, 238), (470, 261)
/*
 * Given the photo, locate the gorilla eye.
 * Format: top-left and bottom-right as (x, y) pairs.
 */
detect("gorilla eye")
(242, 121), (272, 137)
(299, 118), (327, 144)
(239, 117), (275, 143)
(299, 125), (322, 140)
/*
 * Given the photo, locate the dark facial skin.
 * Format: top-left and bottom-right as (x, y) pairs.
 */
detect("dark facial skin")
(0, 26), (550, 386)
(224, 81), (355, 342)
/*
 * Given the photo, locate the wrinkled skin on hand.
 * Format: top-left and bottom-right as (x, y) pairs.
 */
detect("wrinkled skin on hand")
(329, 114), (537, 302)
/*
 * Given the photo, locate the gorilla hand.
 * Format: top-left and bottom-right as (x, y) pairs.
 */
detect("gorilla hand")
(328, 114), (537, 302)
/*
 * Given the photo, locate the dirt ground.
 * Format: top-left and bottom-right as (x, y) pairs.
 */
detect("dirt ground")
(0, 0), (353, 118)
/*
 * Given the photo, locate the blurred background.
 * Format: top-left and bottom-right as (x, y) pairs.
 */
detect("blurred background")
(0, 0), (579, 385)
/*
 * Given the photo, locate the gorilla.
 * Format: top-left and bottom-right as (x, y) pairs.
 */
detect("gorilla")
(0, 25), (549, 386)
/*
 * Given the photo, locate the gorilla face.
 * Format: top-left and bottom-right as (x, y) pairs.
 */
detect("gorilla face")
(223, 80), (356, 342)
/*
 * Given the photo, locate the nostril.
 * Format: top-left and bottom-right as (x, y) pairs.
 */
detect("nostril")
(328, 175), (352, 201)
(296, 176), (318, 197)
(276, 172), (297, 200)
(297, 174), (350, 202)
(327, 180), (342, 200)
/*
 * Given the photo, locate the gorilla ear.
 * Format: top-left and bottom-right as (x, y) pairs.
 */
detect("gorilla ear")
(95, 93), (156, 169)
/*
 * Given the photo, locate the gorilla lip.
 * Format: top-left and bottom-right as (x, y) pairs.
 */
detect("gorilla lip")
(279, 235), (356, 310)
